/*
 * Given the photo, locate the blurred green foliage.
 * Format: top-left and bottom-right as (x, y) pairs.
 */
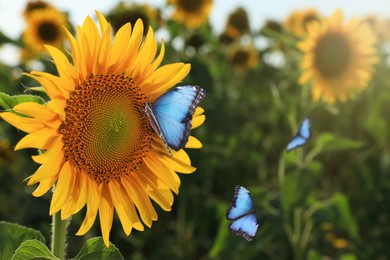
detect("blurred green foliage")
(0, 2), (390, 259)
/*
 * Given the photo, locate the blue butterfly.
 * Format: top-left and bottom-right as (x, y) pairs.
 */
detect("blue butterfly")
(145, 85), (205, 155)
(226, 185), (259, 242)
(287, 117), (311, 152)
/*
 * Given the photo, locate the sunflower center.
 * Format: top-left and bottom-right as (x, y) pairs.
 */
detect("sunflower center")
(110, 10), (149, 35)
(303, 15), (319, 29)
(314, 32), (351, 78)
(232, 49), (250, 66)
(60, 74), (152, 184)
(38, 21), (60, 43)
(178, 0), (204, 12)
(25, 1), (50, 14)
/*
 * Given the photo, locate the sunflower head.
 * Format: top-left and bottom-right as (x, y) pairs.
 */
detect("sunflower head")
(1, 12), (205, 247)
(229, 45), (258, 71)
(23, 0), (53, 18)
(23, 8), (68, 53)
(298, 10), (379, 103)
(106, 2), (161, 34)
(219, 32), (235, 45)
(186, 33), (206, 50)
(362, 14), (390, 43)
(168, 0), (213, 28)
(225, 7), (250, 39)
(285, 8), (322, 37)
(263, 19), (283, 34)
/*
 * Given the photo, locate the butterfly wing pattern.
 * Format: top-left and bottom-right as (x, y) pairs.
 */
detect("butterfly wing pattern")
(145, 85), (206, 154)
(226, 186), (259, 242)
(286, 117), (311, 152)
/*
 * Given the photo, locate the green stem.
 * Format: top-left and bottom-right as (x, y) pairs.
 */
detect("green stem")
(51, 211), (70, 259)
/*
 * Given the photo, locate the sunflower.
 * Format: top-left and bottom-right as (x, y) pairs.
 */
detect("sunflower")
(1, 12), (205, 246)
(168, 0), (213, 28)
(285, 8), (322, 37)
(106, 2), (162, 34)
(229, 45), (258, 71)
(23, 8), (67, 53)
(363, 14), (390, 43)
(23, 0), (54, 18)
(225, 7), (250, 39)
(298, 10), (378, 103)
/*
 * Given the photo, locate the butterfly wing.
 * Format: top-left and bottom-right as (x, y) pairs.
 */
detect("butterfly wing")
(298, 118), (311, 139)
(226, 186), (259, 242)
(287, 118), (311, 152)
(229, 213), (258, 242)
(150, 85), (205, 150)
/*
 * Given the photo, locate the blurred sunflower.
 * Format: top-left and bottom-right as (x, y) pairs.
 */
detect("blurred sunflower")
(168, 0), (213, 28)
(23, 8), (68, 53)
(325, 233), (348, 249)
(263, 19), (283, 34)
(229, 45), (258, 71)
(106, 2), (162, 34)
(1, 12), (205, 246)
(225, 7), (250, 39)
(285, 8), (321, 37)
(298, 10), (378, 103)
(23, 0), (54, 18)
(219, 32), (235, 45)
(363, 14), (390, 43)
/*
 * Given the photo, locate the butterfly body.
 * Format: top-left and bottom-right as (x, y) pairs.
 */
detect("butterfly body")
(287, 117), (311, 152)
(226, 186), (259, 242)
(145, 85), (205, 155)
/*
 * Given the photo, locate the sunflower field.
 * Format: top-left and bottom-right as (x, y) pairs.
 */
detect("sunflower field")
(0, 1), (390, 259)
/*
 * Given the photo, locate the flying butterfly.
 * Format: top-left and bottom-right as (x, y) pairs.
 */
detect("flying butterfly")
(286, 117), (311, 152)
(145, 85), (206, 156)
(226, 185), (259, 242)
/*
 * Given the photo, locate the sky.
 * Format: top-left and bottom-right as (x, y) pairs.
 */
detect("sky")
(0, 0), (389, 64)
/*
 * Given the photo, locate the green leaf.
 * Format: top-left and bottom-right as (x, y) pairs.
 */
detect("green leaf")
(208, 202), (230, 258)
(72, 237), (123, 260)
(281, 172), (309, 215)
(339, 253), (357, 260)
(332, 193), (360, 242)
(12, 240), (57, 260)
(0, 221), (45, 260)
(306, 249), (322, 260)
(315, 132), (364, 152)
(0, 92), (45, 110)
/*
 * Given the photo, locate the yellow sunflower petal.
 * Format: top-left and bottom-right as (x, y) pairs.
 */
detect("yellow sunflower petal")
(136, 171), (173, 211)
(32, 176), (57, 197)
(50, 161), (76, 215)
(108, 181), (133, 235)
(185, 136), (202, 149)
(99, 184), (114, 247)
(0, 112), (45, 133)
(47, 99), (66, 120)
(76, 177), (100, 236)
(143, 154), (180, 194)
(121, 176), (157, 227)
(28, 138), (63, 185)
(46, 45), (77, 82)
(15, 127), (58, 150)
(192, 114), (205, 129)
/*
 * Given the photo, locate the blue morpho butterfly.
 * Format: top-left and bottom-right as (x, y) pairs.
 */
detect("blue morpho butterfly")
(286, 117), (311, 152)
(145, 85), (206, 156)
(226, 185), (259, 242)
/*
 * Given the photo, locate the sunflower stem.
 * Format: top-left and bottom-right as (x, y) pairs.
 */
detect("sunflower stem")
(51, 211), (70, 259)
